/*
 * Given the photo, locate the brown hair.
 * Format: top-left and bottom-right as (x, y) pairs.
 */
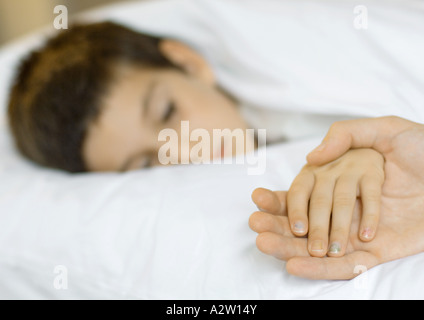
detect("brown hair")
(7, 21), (176, 173)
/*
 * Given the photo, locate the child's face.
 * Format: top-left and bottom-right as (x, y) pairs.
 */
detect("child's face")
(82, 63), (249, 172)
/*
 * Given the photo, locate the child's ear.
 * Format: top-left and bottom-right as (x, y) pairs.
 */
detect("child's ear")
(159, 39), (215, 85)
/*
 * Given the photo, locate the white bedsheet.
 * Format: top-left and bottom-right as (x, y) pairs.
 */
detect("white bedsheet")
(1, 138), (424, 300)
(1, 0), (424, 299)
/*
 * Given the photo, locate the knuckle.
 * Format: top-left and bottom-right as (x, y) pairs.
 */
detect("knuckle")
(333, 193), (355, 208)
(362, 192), (381, 204)
(373, 169), (385, 182)
(363, 211), (379, 219)
(308, 226), (327, 236)
(288, 184), (305, 196)
(288, 208), (306, 219)
(385, 115), (401, 124)
(330, 226), (350, 235)
(329, 121), (344, 132)
(310, 196), (331, 209)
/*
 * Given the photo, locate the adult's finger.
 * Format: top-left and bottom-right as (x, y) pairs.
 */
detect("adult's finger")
(249, 211), (292, 236)
(306, 116), (410, 166)
(251, 188), (287, 216)
(285, 251), (379, 280)
(255, 232), (309, 260)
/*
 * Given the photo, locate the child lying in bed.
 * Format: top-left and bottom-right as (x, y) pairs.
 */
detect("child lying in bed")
(7, 22), (384, 257)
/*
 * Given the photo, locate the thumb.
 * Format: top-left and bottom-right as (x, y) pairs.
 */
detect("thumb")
(306, 137), (351, 166)
(306, 123), (354, 166)
(306, 117), (397, 166)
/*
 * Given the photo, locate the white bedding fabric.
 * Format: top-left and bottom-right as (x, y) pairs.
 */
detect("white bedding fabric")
(1, 0), (424, 299)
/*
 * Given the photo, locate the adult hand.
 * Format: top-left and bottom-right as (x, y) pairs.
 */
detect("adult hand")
(249, 116), (424, 279)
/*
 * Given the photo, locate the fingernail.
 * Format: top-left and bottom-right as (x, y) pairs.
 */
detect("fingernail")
(293, 222), (305, 234)
(311, 240), (324, 252)
(361, 227), (374, 239)
(328, 242), (341, 254)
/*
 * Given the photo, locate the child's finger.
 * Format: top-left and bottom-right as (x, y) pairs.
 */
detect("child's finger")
(251, 188), (287, 216)
(287, 170), (315, 236)
(327, 176), (358, 257)
(358, 174), (383, 241)
(307, 177), (336, 257)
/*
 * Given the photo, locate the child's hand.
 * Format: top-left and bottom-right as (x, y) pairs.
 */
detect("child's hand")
(252, 148), (385, 257)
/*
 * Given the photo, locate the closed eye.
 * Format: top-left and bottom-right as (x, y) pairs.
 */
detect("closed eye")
(140, 156), (153, 169)
(162, 102), (176, 122)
